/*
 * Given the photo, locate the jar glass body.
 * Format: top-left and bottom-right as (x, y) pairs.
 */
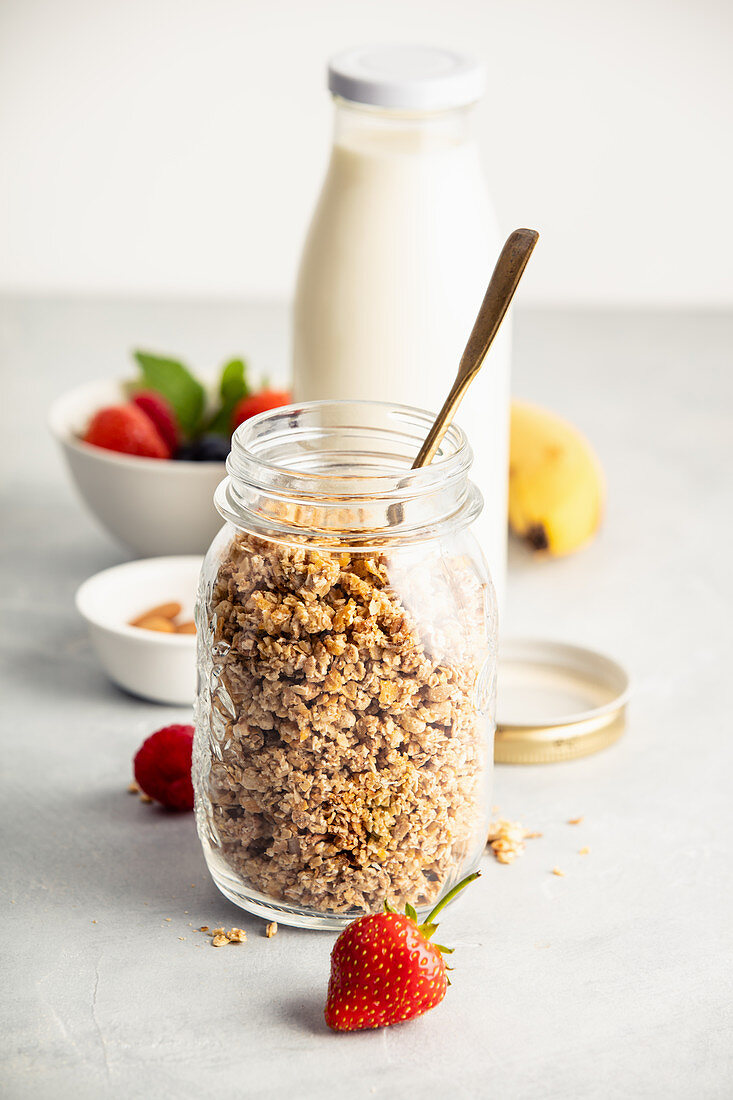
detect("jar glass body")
(193, 401), (497, 930)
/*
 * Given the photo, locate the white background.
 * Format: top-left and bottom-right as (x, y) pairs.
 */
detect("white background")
(1, 0), (731, 306)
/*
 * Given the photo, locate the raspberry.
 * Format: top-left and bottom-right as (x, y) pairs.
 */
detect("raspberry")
(133, 724), (195, 810)
(84, 404), (170, 459)
(132, 391), (180, 452)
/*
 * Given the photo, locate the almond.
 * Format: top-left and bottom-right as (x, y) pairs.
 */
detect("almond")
(133, 615), (176, 633)
(130, 602), (182, 625)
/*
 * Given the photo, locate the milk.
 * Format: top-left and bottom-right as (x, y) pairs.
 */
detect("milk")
(293, 104), (509, 609)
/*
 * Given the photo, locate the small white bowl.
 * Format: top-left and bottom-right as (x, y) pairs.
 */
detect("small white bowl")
(49, 378), (226, 557)
(76, 556), (203, 705)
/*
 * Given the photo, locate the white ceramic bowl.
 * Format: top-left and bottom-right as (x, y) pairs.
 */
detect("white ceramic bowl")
(49, 378), (226, 557)
(76, 556), (202, 705)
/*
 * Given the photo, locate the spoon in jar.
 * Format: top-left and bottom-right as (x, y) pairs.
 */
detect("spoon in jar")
(412, 227), (539, 469)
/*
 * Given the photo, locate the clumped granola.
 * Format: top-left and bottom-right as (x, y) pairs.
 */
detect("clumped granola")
(202, 925), (248, 946)
(195, 532), (491, 917)
(487, 818), (542, 865)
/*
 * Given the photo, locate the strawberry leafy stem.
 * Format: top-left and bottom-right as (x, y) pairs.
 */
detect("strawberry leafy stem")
(382, 870), (481, 949)
(421, 871), (481, 934)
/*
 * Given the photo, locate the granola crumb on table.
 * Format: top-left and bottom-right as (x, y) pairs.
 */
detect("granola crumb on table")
(196, 532), (490, 917)
(486, 817), (541, 864)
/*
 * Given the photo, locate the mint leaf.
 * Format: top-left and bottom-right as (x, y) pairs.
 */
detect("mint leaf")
(220, 358), (250, 409)
(206, 358), (250, 436)
(134, 351), (206, 437)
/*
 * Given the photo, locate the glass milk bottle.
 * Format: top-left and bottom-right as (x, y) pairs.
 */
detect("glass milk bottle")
(293, 45), (510, 609)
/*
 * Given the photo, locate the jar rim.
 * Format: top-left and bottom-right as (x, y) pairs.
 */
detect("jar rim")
(226, 399), (472, 498)
(218, 400), (482, 545)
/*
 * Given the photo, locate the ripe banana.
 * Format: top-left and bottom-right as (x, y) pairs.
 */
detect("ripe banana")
(508, 401), (604, 556)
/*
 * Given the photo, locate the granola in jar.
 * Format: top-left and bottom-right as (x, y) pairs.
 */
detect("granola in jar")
(193, 402), (496, 929)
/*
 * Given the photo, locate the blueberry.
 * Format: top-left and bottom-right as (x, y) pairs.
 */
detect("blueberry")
(175, 434), (231, 462)
(196, 434), (232, 461)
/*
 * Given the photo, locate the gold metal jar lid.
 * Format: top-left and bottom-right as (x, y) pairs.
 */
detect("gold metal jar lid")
(495, 639), (630, 764)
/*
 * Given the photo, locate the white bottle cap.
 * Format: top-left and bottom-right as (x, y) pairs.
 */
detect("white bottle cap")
(328, 45), (485, 111)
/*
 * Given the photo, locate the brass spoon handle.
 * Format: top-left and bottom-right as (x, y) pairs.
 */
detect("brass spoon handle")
(412, 227), (539, 469)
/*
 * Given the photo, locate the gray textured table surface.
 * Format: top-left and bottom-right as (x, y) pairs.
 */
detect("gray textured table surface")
(1, 300), (731, 1099)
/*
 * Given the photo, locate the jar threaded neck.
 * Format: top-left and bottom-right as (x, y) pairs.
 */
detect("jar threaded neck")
(217, 399), (482, 546)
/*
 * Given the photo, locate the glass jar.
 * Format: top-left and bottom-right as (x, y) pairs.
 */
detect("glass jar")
(193, 401), (497, 930)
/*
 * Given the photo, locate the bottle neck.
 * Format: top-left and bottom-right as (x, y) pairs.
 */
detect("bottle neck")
(332, 96), (476, 154)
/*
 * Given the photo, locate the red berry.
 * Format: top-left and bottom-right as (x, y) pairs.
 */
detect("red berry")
(84, 404), (170, 459)
(324, 872), (480, 1032)
(231, 390), (291, 431)
(132, 390), (179, 452)
(133, 724), (195, 810)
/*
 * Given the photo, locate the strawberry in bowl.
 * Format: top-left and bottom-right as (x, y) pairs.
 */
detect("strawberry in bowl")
(232, 388), (293, 431)
(84, 403), (173, 459)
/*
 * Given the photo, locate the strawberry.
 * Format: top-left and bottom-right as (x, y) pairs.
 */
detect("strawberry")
(132, 390), (180, 452)
(84, 404), (170, 459)
(133, 724), (195, 810)
(231, 389), (291, 431)
(325, 872), (480, 1031)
